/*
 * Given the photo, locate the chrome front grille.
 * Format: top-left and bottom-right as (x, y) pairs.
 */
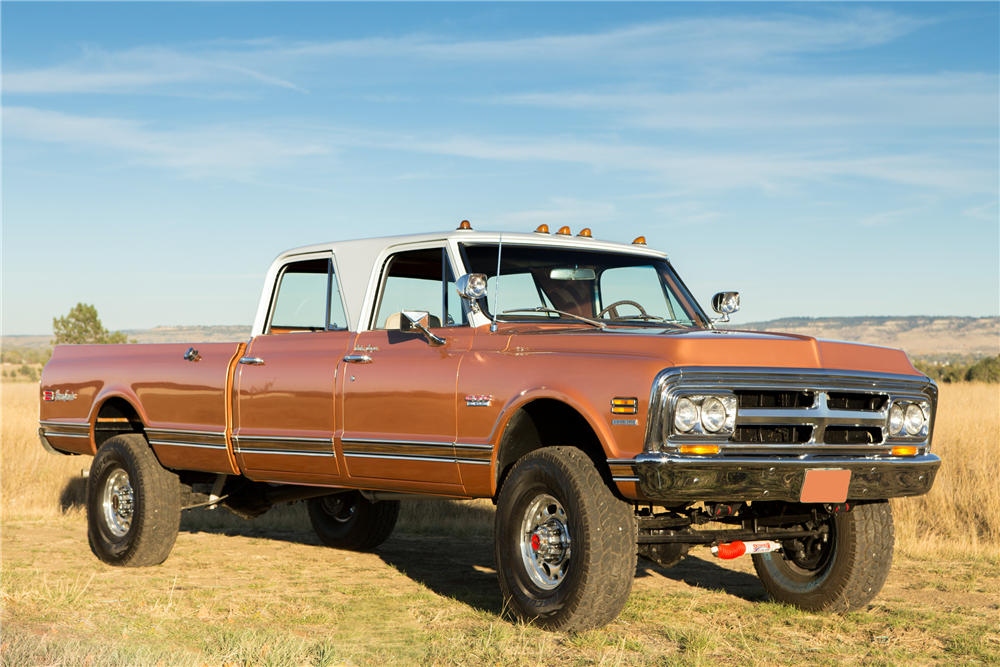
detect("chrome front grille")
(645, 367), (937, 457)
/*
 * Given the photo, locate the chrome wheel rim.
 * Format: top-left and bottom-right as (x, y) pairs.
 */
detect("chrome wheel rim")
(519, 494), (571, 590)
(102, 468), (134, 538)
(320, 494), (355, 524)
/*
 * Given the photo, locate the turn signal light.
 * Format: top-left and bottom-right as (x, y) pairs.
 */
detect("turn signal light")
(678, 444), (720, 455)
(556, 226), (571, 235)
(577, 228), (592, 238)
(892, 446), (918, 456)
(611, 397), (638, 414)
(534, 224), (550, 234)
(632, 236), (647, 245)
(457, 220), (472, 230)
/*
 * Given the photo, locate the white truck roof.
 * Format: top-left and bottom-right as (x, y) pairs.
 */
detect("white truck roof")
(252, 228), (669, 335)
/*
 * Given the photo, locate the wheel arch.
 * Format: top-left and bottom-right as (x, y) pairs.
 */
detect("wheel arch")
(88, 392), (149, 451)
(493, 396), (619, 499)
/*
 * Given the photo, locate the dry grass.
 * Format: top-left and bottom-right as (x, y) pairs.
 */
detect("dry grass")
(892, 382), (1000, 558)
(3, 380), (998, 554)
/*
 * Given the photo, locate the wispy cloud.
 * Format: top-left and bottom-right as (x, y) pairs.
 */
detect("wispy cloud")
(483, 197), (618, 228)
(492, 74), (997, 130)
(3, 106), (328, 178)
(4, 9), (925, 96)
(6, 106), (993, 194)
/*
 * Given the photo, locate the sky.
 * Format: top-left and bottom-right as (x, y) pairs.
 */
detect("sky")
(2, 2), (998, 336)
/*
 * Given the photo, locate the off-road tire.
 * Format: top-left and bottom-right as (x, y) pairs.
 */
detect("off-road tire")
(87, 434), (181, 567)
(494, 446), (636, 632)
(752, 501), (895, 612)
(307, 491), (399, 551)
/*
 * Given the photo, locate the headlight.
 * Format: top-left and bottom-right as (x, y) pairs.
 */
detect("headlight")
(701, 397), (727, 433)
(904, 403), (925, 436)
(889, 404), (904, 436)
(674, 398), (699, 433)
(669, 394), (737, 438)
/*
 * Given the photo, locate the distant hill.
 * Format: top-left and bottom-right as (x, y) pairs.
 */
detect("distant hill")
(4, 318), (997, 359)
(728, 316), (999, 358)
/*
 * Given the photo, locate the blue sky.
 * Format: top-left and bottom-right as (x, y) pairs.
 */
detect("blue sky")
(3, 2), (998, 336)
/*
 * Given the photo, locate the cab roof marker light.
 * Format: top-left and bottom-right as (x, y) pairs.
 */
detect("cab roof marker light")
(556, 226), (571, 236)
(457, 220), (473, 231)
(632, 236), (646, 245)
(534, 224), (550, 234)
(577, 228), (593, 238)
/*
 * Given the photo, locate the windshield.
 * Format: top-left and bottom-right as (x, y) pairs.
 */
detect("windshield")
(461, 244), (709, 328)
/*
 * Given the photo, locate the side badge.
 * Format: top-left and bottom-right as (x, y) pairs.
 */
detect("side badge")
(465, 395), (493, 407)
(43, 390), (78, 402)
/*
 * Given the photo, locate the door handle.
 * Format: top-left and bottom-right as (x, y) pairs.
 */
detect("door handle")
(239, 357), (265, 365)
(343, 355), (372, 364)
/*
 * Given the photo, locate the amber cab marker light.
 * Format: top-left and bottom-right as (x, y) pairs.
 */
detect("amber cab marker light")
(679, 444), (720, 455)
(892, 446), (918, 456)
(556, 226), (571, 236)
(577, 228), (592, 238)
(632, 236), (647, 245)
(534, 224), (550, 234)
(457, 220), (473, 231)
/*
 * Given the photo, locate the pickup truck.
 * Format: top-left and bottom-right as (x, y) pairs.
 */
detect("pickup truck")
(39, 222), (940, 631)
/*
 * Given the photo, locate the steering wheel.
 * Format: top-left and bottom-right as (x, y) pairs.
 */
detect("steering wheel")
(598, 300), (649, 320)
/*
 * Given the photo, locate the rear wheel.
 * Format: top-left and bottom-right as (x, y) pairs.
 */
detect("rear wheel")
(752, 501), (895, 612)
(87, 434), (181, 566)
(494, 447), (635, 632)
(307, 491), (399, 551)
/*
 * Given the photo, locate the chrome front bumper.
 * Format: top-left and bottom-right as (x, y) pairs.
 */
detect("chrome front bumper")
(634, 453), (941, 503)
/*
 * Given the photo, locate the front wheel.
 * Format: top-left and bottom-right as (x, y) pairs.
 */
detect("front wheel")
(307, 491), (399, 551)
(494, 447), (636, 632)
(87, 434), (181, 567)
(752, 501), (895, 612)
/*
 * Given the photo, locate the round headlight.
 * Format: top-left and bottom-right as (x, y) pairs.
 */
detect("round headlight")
(674, 398), (698, 433)
(904, 403), (925, 436)
(701, 397), (727, 433)
(889, 404), (904, 436)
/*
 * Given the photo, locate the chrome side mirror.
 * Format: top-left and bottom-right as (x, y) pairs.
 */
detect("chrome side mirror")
(711, 292), (740, 324)
(399, 310), (446, 347)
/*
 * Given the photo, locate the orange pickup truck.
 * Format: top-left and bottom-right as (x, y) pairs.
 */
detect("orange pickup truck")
(39, 223), (940, 631)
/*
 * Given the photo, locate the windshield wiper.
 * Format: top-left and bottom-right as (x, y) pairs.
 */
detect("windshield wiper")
(501, 307), (606, 329)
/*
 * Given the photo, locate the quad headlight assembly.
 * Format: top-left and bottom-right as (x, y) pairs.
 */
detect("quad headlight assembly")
(667, 394), (737, 438)
(887, 399), (930, 438)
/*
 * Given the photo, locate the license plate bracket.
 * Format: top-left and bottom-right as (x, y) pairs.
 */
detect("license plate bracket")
(800, 469), (851, 503)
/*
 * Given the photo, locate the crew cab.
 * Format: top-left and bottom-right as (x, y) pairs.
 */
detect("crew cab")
(39, 223), (940, 631)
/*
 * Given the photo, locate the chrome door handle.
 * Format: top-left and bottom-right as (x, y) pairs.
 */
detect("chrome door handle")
(343, 355), (372, 364)
(239, 357), (265, 365)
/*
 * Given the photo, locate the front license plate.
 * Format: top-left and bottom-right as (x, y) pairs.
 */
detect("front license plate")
(800, 469), (851, 503)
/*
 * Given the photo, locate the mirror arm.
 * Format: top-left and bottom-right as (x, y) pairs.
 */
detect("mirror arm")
(415, 322), (446, 347)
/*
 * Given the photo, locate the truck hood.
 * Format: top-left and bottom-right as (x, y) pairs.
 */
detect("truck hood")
(499, 325), (922, 377)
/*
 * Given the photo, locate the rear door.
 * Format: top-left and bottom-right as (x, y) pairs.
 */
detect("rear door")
(234, 253), (352, 480)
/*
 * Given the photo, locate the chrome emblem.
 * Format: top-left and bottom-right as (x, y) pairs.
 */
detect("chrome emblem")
(43, 390), (78, 402)
(354, 344), (379, 353)
(465, 395), (493, 407)
(612, 419), (638, 426)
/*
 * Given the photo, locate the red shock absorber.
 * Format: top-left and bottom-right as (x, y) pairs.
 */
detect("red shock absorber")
(711, 540), (782, 559)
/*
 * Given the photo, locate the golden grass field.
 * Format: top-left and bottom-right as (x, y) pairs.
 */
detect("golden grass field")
(2, 380), (998, 666)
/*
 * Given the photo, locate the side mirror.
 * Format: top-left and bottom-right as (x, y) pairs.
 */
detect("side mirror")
(711, 292), (740, 323)
(399, 310), (446, 347)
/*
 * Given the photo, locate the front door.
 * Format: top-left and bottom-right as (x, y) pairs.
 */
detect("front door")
(340, 245), (472, 488)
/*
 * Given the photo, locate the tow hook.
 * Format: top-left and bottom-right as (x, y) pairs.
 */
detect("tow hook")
(711, 540), (782, 560)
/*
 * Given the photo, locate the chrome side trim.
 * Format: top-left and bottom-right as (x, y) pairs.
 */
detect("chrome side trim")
(238, 449), (335, 458)
(343, 437), (454, 447)
(344, 452), (455, 464)
(42, 431), (90, 439)
(39, 420), (91, 428)
(146, 427), (227, 437)
(148, 440), (229, 450)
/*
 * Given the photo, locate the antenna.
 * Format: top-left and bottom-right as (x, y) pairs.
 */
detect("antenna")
(490, 234), (503, 332)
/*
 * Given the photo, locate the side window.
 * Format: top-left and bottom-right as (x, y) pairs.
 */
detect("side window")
(268, 257), (348, 333)
(374, 248), (465, 329)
